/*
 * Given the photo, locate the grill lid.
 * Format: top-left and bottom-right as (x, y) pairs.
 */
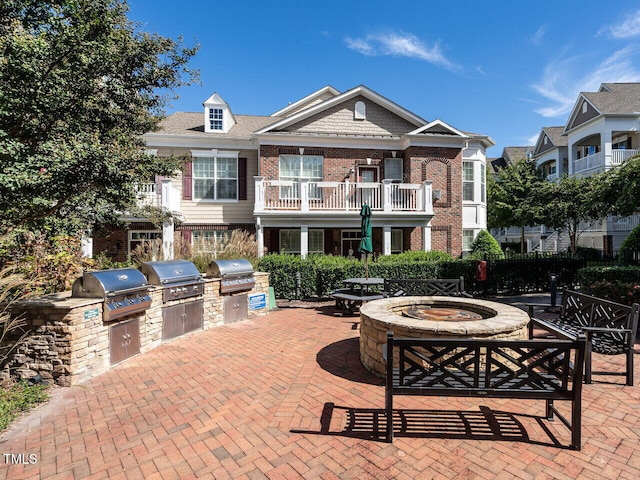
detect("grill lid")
(140, 260), (202, 285)
(207, 259), (254, 279)
(72, 268), (149, 297)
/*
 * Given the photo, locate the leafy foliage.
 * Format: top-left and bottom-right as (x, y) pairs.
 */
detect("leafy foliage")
(487, 158), (546, 252)
(468, 230), (503, 259)
(597, 154), (640, 217)
(581, 281), (640, 306)
(619, 223), (640, 266)
(0, 0), (199, 238)
(537, 173), (609, 254)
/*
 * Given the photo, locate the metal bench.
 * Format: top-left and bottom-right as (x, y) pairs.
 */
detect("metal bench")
(528, 289), (639, 386)
(383, 331), (587, 450)
(383, 277), (472, 298)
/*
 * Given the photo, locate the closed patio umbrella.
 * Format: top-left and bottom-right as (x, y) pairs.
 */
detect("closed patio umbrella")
(358, 203), (373, 279)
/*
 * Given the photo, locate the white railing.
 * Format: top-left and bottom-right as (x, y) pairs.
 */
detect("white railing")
(573, 151), (604, 175)
(573, 149), (640, 175)
(611, 149), (640, 166)
(611, 214), (640, 232)
(135, 183), (161, 208)
(254, 177), (432, 214)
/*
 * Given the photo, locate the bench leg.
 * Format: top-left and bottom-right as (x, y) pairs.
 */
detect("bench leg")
(546, 399), (554, 421)
(385, 388), (394, 443)
(571, 399), (582, 451)
(584, 341), (593, 384)
(627, 349), (634, 386)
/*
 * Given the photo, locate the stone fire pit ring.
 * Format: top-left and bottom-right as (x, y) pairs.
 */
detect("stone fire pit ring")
(359, 296), (530, 376)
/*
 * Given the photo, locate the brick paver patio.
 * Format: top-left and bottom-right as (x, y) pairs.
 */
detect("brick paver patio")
(1, 302), (640, 479)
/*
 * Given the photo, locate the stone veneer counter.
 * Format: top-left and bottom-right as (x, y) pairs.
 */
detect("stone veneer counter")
(359, 296), (531, 376)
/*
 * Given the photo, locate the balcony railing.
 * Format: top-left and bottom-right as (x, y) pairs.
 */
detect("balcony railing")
(573, 149), (640, 175)
(135, 183), (161, 208)
(254, 177), (433, 214)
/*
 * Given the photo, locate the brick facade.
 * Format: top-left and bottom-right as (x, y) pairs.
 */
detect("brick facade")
(260, 144), (465, 256)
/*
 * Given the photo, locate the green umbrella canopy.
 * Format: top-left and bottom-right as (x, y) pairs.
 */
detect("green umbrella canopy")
(358, 203), (373, 254)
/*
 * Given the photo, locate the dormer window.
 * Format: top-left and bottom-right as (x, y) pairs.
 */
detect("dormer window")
(203, 93), (236, 133)
(209, 108), (223, 130)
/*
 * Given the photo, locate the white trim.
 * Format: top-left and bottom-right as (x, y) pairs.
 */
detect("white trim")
(270, 85), (341, 117)
(190, 149), (239, 158)
(256, 85), (427, 134)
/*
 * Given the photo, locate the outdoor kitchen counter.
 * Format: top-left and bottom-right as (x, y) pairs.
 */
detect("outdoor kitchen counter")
(6, 272), (270, 387)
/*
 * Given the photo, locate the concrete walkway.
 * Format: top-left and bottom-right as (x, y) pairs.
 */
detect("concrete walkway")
(1, 298), (639, 479)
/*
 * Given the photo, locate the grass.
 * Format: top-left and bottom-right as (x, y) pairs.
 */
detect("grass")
(0, 381), (49, 432)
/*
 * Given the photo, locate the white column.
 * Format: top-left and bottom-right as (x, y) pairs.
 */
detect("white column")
(300, 178), (310, 213)
(161, 179), (174, 260)
(383, 225), (392, 255)
(602, 130), (613, 170)
(423, 223), (432, 251)
(256, 217), (264, 258)
(422, 181), (433, 214)
(383, 179), (393, 212)
(300, 225), (309, 258)
(254, 176), (265, 212)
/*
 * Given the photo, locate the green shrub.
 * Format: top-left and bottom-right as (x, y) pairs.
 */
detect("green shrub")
(469, 230), (503, 259)
(619, 224), (640, 265)
(581, 281), (640, 306)
(376, 250), (452, 263)
(578, 266), (640, 287)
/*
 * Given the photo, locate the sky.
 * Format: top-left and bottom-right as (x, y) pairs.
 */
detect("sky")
(127, 0), (640, 157)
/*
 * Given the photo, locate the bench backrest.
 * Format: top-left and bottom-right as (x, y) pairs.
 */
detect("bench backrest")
(562, 290), (639, 340)
(385, 332), (586, 399)
(383, 277), (470, 298)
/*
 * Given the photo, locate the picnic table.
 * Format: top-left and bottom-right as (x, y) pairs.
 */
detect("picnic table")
(331, 277), (384, 315)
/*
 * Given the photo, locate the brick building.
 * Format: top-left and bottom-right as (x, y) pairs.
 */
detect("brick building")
(96, 85), (493, 260)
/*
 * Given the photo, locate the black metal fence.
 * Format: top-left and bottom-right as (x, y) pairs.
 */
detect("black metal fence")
(470, 252), (607, 296)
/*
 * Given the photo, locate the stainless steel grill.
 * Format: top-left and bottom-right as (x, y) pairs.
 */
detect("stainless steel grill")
(71, 268), (152, 321)
(140, 260), (204, 303)
(207, 259), (255, 294)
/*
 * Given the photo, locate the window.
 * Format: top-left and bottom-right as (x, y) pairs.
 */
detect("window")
(279, 229), (324, 254)
(384, 158), (403, 181)
(391, 229), (403, 253)
(129, 231), (162, 256)
(480, 163), (486, 203)
(192, 230), (231, 254)
(193, 155), (238, 200)
(209, 108), (223, 130)
(279, 155), (323, 199)
(463, 161), (474, 201)
(462, 230), (475, 252)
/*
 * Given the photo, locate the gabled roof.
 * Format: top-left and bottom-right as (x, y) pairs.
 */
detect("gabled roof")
(407, 119), (469, 138)
(255, 85), (427, 135)
(564, 83), (640, 134)
(533, 126), (567, 154)
(203, 92), (236, 124)
(270, 86), (341, 117)
(503, 146), (534, 162)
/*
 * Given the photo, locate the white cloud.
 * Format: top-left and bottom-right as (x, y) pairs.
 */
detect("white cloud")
(532, 24), (547, 45)
(345, 32), (458, 71)
(532, 45), (640, 118)
(600, 9), (640, 38)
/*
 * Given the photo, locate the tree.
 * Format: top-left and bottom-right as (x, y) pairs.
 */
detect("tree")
(487, 158), (546, 253)
(597, 154), (640, 217)
(0, 0), (199, 239)
(537, 173), (607, 254)
(469, 230), (503, 259)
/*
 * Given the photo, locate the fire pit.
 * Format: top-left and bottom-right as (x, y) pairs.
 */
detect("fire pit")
(359, 296), (530, 376)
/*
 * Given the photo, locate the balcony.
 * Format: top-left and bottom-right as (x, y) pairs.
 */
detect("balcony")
(573, 149), (640, 175)
(135, 183), (162, 208)
(254, 177), (433, 215)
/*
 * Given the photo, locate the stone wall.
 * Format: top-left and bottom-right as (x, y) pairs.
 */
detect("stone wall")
(4, 272), (270, 386)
